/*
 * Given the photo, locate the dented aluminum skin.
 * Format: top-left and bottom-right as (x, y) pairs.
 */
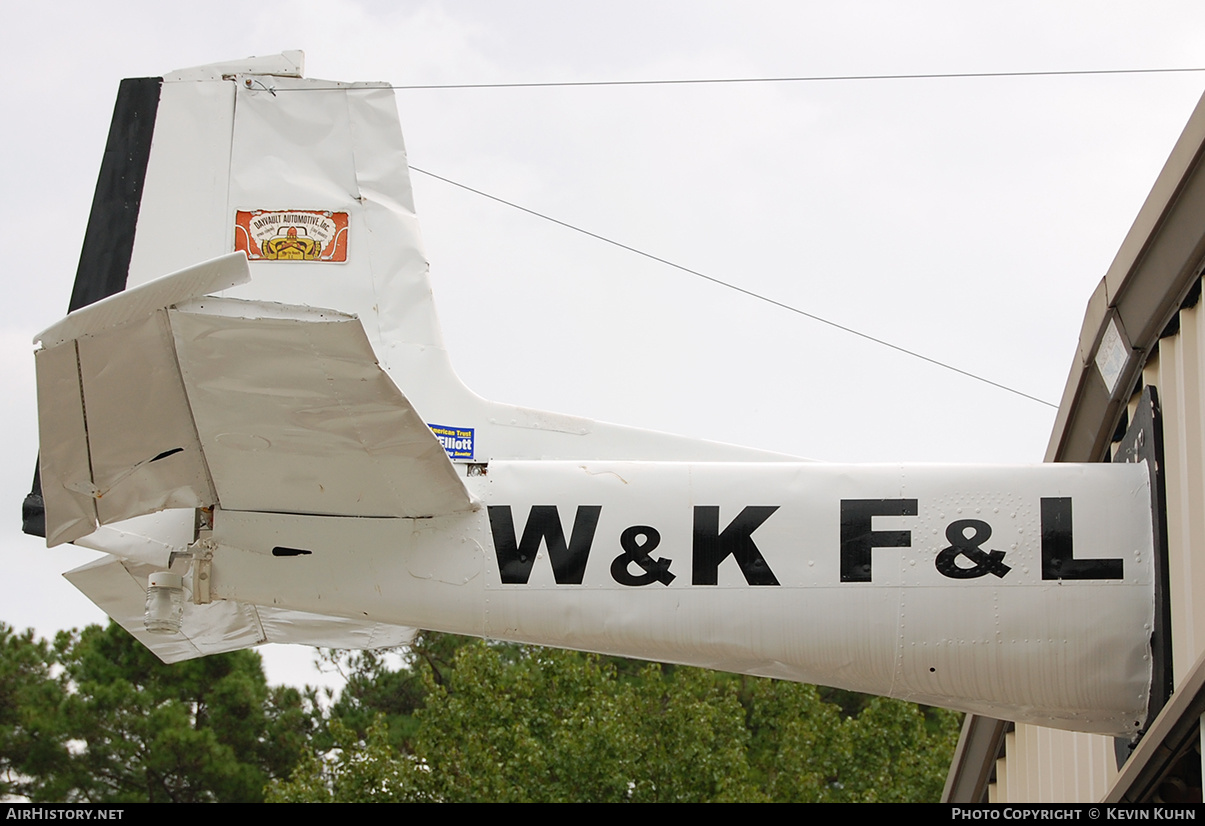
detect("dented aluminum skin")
(31, 53), (1158, 736)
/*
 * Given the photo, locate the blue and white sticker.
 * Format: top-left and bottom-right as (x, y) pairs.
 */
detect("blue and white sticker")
(429, 424), (474, 460)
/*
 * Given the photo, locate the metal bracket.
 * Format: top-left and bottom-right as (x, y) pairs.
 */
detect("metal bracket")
(188, 538), (216, 605)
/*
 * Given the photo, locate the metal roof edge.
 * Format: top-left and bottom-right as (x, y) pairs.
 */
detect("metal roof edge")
(1048, 87), (1205, 464)
(943, 714), (1009, 803)
(952, 85), (1205, 803)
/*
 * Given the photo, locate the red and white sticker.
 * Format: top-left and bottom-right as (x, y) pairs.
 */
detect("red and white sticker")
(234, 210), (349, 262)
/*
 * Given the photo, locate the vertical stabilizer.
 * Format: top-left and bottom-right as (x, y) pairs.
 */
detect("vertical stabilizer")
(26, 51), (796, 544)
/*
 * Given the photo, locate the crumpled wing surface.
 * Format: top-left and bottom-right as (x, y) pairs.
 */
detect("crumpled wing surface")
(35, 253), (473, 546)
(169, 300), (472, 519)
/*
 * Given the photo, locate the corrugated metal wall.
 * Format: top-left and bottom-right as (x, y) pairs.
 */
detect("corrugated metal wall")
(988, 726), (1117, 802)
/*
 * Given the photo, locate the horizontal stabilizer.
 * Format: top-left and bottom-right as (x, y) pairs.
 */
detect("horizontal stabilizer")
(35, 252), (251, 349)
(35, 253), (474, 546)
(169, 299), (472, 519)
(65, 554), (416, 663)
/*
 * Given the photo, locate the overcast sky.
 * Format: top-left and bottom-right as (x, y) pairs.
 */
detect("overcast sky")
(5, 1), (1205, 688)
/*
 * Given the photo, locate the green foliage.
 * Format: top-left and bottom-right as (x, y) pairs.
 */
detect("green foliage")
(0, 625), (64, 801)
(838, 697), (963, 803)
(3, 622), (960, 803)
(269, 637), (962, 803)
(0, 622), (315, 803)
(744, 680), (962, 802)
(745, 680), (849, 801)
(266, 717), (421, 803)
(411, 645), (756, 802)
(318, 631), (474, 751)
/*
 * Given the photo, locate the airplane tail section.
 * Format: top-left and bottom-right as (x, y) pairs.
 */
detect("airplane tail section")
(24, 54), (1160, 738)
(32, 247), (472, 662)
(26, 51), (788, 543)
(27, 52), (791, 667)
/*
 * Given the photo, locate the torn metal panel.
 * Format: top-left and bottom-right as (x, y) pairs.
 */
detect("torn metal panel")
(35, 341), (96, 546)
(34, 254), (246, 542)
(169, 302), (473, 518)
(75, 308), (214, 526)
(34, 249), (473, 541)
